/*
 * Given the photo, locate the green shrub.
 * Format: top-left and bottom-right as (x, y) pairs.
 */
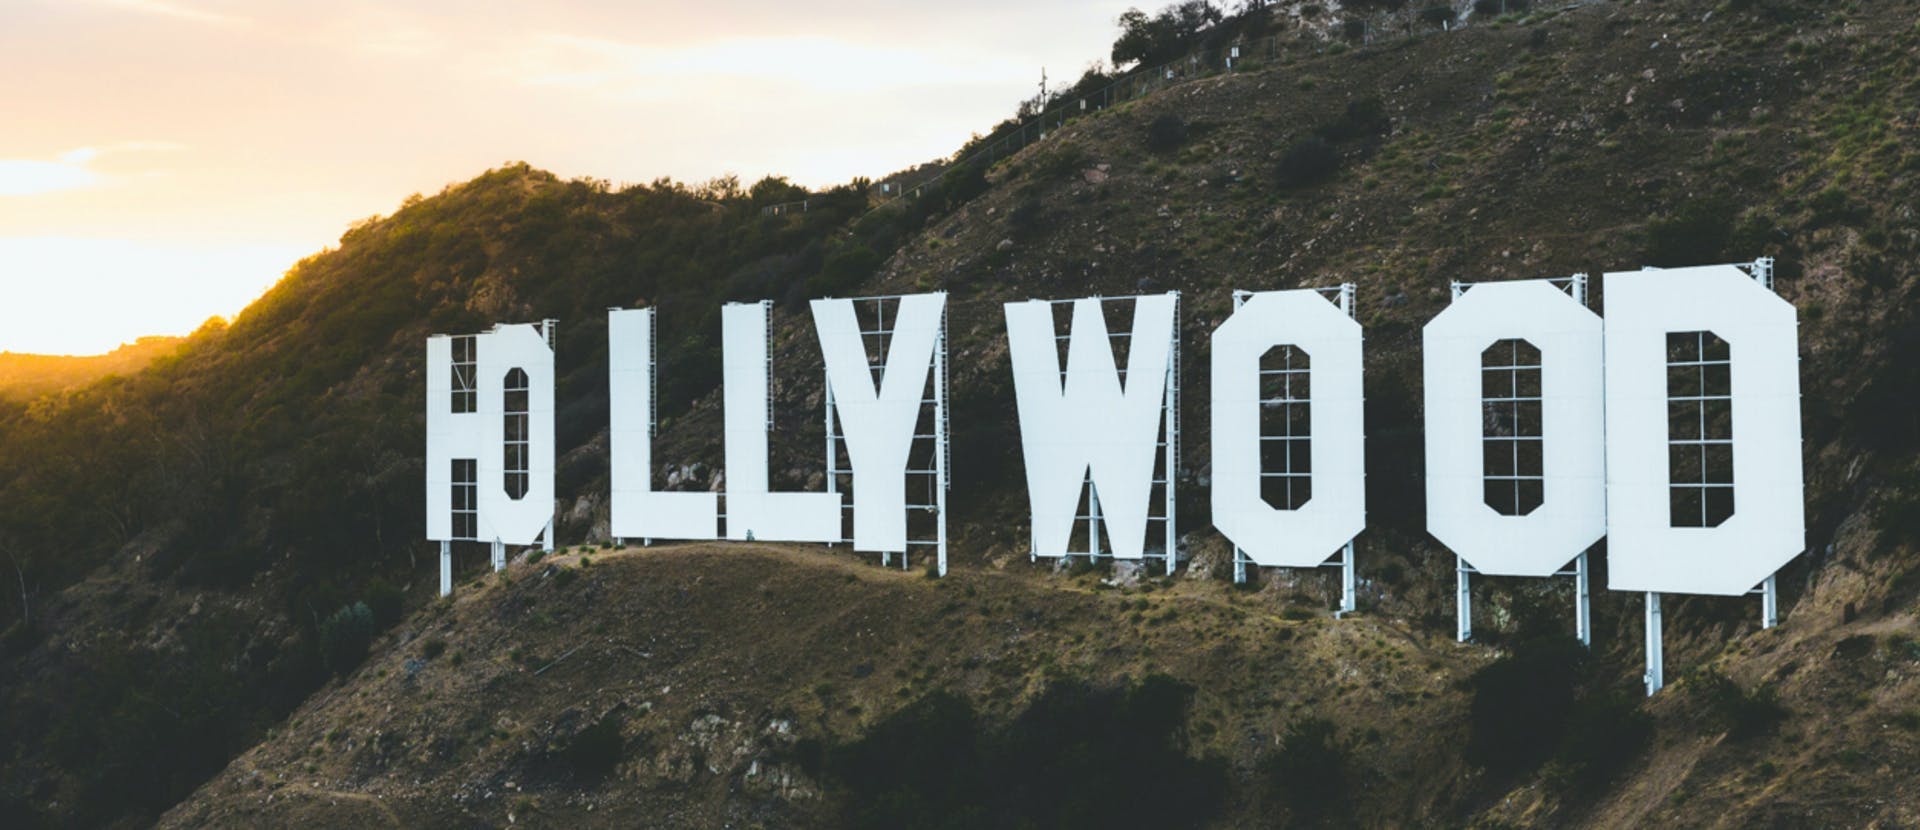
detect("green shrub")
(1276, 136), (1340, 188)
(1146, 114), (1190, 153)
(1259, 717), (1351, 825)
(1698, 671), (1787, 739)
(1466, 636), (1585, 774)
(827, 675), (1225, 829)
(1546, 691), (1652, 792)
(363, 577), (404, 627)
(1644, 198), (1736, 266)
(565, 711), (626, 781)
(318, 602), (375, 677)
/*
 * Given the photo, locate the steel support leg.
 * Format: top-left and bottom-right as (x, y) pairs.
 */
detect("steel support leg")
(1337, 541), (1356, 617)
(1233, 546), (1247, 585)
(492, 539), (506, 572)
(1088, 485), (1102, 561)
(439, 541), (452, 597)
(1456, 558), (1472, 642)
(1645, 592), (1665, 696)
(1761, 573), (1778, 629)
(1575, 550), (1592, 647)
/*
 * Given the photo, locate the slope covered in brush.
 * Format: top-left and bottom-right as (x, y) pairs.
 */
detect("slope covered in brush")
(4, 0), (1920, 826)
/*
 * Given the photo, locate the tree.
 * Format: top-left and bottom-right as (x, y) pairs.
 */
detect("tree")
(1111, 2), (1223, 68)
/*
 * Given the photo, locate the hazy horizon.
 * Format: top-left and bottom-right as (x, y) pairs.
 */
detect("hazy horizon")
(0, 0), (1126, 355)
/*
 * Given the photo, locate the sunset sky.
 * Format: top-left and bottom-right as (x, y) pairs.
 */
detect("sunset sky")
(0, 0), (1124, 355)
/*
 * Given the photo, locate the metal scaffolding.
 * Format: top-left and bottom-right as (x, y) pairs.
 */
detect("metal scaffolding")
(1025, 293), (1182, 576)
(823, 295), (952, 576)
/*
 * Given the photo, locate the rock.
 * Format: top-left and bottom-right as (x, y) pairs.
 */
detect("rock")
(997, 238), (1015, 252)
(1104, 560), (1145, 588)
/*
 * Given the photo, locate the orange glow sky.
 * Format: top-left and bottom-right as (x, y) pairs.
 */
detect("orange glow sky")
(0, 0), (1124, 355)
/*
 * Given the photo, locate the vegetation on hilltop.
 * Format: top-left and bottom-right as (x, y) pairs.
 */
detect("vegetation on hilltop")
(0, 335), (185, 402)
(4, 0), (1920, 826)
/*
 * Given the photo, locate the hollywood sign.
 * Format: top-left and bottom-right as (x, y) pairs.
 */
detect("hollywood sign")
(426, 261), (1803, 693)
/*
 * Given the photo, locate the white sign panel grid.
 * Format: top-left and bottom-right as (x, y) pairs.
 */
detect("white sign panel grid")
(1004, 292), (1181, 574)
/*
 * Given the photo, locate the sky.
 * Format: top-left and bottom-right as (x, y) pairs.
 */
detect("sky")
(0, 0), (1127, 355)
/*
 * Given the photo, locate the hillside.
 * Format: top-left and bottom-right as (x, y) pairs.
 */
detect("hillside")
(0, 336), (184, 402)
(5, 0), (1920, 826)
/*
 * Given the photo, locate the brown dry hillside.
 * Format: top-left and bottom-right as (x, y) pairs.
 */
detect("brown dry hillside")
(160, 544), (1483, 828)
(12, 0), (1920, 826)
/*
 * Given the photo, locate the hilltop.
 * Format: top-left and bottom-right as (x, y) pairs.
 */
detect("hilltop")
(4, 0), (1920, 826)
(0, 336), (184, 402)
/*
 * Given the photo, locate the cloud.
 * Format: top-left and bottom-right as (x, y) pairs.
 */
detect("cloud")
(0, 143), (186, 197)
(505, 33), (1029, 99)
(85, 0), (244, 27)
(0, 158), (100, 197)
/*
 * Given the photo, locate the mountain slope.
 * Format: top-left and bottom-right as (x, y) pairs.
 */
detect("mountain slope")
(5, 0), (1920, 826)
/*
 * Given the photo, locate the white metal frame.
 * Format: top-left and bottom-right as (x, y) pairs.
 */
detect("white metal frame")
(1447, 275), (1594, 644)
(1230, 283), (1358, 614)
(823, 295), (952, 576)
(1025, 293), (1182, 576)
(1642, 257), (1779, 695)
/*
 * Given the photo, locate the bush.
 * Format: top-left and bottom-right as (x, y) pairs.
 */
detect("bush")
(1275, 135), (1341, 188)
(1146, 114), (1190, 153)
(1546, 691), (1652, 792)
(1644, 198), (1736, 266)
(1473, 0), (1529, 15)
(1259, 717), (1350, 825)
(1419, 5), (1456, 26)
(827, 675), (1225, 830)
(1698, 671), (1787, 739)
(1466, 636), (1585, 774)
(1008, 197), (1048, 241)
(805, 243), (883, 298)
(318, 601), (375, 677)
(363, 577), (404, 627)
(565, 711), (626, 781)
